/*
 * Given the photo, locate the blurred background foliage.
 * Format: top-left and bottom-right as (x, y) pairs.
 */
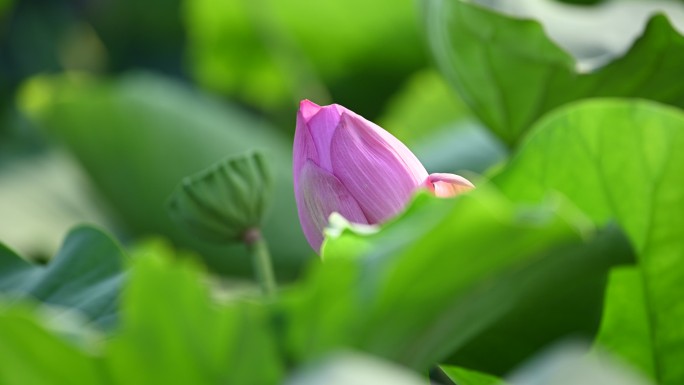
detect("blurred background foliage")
(0, 0), (681, 278)
(0, 0), (494, 278)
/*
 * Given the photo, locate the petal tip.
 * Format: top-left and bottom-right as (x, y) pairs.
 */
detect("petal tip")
(426, 173), (475, 198)
(299, 99), (321, 120)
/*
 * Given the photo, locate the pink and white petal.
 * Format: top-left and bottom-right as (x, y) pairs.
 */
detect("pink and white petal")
(425, 173), (475, 197)
(330, 112), (428, 223)
(295, 160), (369, 252)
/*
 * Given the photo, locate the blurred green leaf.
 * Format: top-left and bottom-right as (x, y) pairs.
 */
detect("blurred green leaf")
(168, 152), (273, 244)
(285, 187), (624, 371)
(379, 70), (472, 146)
(457, 0), (684, 68)
(593, 267), (654, 379)
(0, 240), (283, 385)
(493, 99), (684, 384)
(18, 72), (311, 278)
(425, 0), (684, 146)
(184, 0), (426, 116)
(440, 365), (505, 385)
(0, 0), (13, 16)
(87, 0), (184, 73)
(104, 250), (283, 385)
(0, 225), (126, 328)
(0, 307), (101, 385)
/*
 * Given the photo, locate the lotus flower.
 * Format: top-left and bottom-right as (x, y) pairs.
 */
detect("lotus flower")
(294, 100), (474, 252)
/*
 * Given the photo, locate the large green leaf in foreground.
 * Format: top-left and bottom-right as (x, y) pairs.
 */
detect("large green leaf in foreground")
(0, 226), (126, 328)
(103, 251), (282, 385)
(18, 73), (311, 278)
(0, 246), (283, 385)
(0, 308), (101, 385)
(0, 188), (592, 382)
(493, 99), (684, 385)
(425, 0), (684, 146)
(593, 267), (654, 379)
(285, 186), (627, 372)
(0, 185), (639, 383)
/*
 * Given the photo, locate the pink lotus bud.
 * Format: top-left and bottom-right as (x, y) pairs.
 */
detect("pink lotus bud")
(293, 100), (473, 252)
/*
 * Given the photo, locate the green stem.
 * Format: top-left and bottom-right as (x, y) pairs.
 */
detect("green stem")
(246, 229), (277, 299)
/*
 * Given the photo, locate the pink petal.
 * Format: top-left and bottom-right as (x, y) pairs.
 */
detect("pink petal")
(305, 104), (344, 173)
(330, 112), (428, 223)
(293, 104), (320, 188)
(295, 160), (369, 252)
(425, 173), (475, 197)
(299, 99), (321, 121)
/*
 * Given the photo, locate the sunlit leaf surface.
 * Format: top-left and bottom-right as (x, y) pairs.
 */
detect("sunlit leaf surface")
(494, 99), (684, 384)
